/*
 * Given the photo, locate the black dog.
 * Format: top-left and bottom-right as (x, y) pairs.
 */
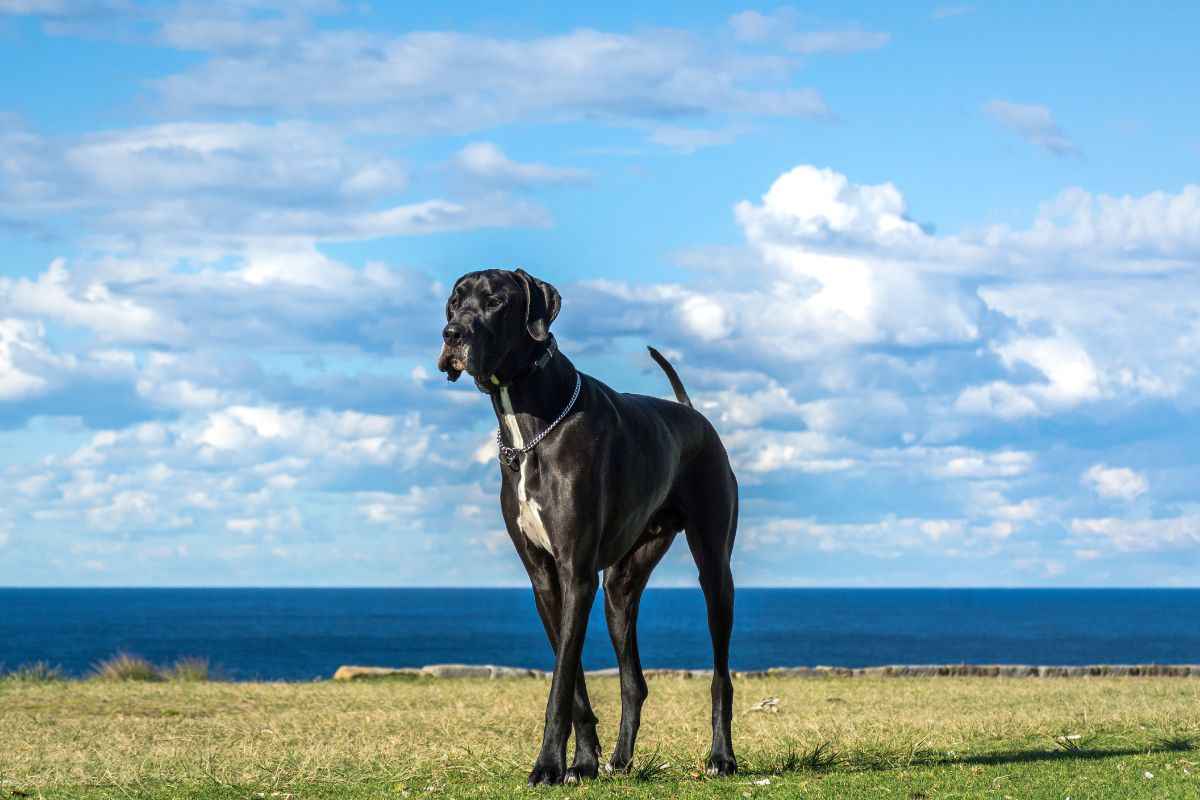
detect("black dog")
(437, 268), (738, 785)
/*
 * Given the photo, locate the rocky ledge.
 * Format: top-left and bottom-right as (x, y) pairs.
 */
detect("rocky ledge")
(332, 663), (1200, 681)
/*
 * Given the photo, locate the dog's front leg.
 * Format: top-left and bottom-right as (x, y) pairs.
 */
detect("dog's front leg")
(528, 569), (598, 786)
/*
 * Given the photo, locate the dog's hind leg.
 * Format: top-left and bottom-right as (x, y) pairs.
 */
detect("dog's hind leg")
(683, 464), (738, 777)
(602, 532), (675, 773)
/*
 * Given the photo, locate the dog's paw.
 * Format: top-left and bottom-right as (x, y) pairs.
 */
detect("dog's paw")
(567, 742), (600, 783)
(604, 755), (632, 775)
(564, 761), (598, 784)
(566, 762), (598, 784)
(705, 753), (738, 777)
(527, 761), (565, 786)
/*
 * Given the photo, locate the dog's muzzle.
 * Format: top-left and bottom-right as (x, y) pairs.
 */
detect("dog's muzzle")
(438, 323), (469, 382)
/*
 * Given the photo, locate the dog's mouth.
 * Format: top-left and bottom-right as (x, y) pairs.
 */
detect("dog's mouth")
(437, 344), (471, 382)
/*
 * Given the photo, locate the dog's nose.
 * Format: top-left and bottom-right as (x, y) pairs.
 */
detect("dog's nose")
(443, 323), (465, 345)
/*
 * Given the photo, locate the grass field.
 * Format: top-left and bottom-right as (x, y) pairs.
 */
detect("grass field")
(2, 673), (1199, 799)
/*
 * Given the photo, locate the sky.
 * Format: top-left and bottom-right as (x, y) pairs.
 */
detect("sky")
(1, 2), (1199, 587)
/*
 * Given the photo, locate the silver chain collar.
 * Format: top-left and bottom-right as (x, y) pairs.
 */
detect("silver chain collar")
(496, 372), (581, 471)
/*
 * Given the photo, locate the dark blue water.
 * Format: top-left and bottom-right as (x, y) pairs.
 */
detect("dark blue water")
(2, 589), (1198, 681)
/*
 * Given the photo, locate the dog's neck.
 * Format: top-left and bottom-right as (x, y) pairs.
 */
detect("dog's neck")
(488, 345), (578, 441)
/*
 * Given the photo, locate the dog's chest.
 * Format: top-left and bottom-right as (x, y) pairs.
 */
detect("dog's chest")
(499, 387), (552, 553)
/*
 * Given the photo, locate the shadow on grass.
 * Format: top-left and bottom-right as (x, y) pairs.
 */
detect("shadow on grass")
(744, 739), (1196, 778)
(943, 745), (1176, 768)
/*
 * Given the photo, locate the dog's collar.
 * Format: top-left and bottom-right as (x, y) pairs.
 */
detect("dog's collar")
(488, 336), (558, 388)
(496, 369), (581, 471)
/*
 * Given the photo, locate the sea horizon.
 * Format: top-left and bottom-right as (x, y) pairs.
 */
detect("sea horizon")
(5, 587), (1200, 682)
(6, 585), (1200, 590)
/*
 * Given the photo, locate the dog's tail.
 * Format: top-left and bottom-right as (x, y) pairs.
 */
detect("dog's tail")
(647, 346), (693, 408)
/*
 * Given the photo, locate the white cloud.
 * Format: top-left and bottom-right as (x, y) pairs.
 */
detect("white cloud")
(989, 499), (1043, 522)
(743, 514), (1014, 558)
(982, 185), (1200, 267)
(7, 135), (1200, 586)
(727, 10), (889, 55)
(648, 125), (746, 153)
(58, 406), (430, 477)
(157, 5), (320, 52)
(454, 142), (589, 186)
(87, 489), (192, 532)
(694, 381), (808, 428)
(577, 166), (982, 374)
(931, 449), (1034, 480)
(0, 400), (443, 563)
(956, 334), (1101, 419)
(223, 508), (302, 536)
(577, 167), (1200, 442)
(1071, 514), (1200, 552)
(356, 486), (441, 525)
(193, 405), (422, 468)
(0, 1), (70, 11)
(0, 317), (148, 426)
(976, 273), (1200, 403)
(1082, 464), (1148, 502)
(984, 100), (1078, 157)
(728, 10), (777, 42)
(66, 122), (406, 199)
(996, 337), (1100, 406)
(1011, 557), (1066, 579)
(678, 294), (735, 341)
(736, 164), (925, 246)
(0, 0), (131, 18)
(724, 428), (854, 474)
(2, 249), (444, 356)
(0, 120), (544, 256)
(152, 27), (830, 136)
(2, 259), (183, 343)
(0, 318), (54, 400)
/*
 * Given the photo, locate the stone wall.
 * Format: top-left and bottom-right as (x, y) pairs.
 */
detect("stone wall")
(332, 663), (1200, 680)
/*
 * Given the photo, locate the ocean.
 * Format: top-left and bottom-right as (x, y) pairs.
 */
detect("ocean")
(2, 588), (1198, 681)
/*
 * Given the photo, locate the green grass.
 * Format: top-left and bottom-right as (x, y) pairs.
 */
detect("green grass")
(2, 675), (1199, 798)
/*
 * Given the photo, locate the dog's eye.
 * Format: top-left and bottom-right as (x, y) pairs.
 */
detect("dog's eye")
(486, 295), (504, 310)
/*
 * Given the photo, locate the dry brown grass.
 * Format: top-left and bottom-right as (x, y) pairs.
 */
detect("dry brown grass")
(89, 651), (165, 682)
(0, 661), (65, 683)
(167, 657), (212, 682)
(3, 675), (1199, 792)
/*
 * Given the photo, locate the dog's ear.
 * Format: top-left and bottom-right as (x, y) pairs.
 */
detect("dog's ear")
(514, 268), (560, 342)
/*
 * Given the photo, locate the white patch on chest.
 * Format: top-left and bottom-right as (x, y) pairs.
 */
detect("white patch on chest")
(499, 387), (552, 553)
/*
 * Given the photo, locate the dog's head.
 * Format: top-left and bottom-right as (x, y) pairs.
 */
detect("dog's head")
(437, 268), (561, 391)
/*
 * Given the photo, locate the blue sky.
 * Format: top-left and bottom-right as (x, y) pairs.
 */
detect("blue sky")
(1, 1), (1198, 586)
